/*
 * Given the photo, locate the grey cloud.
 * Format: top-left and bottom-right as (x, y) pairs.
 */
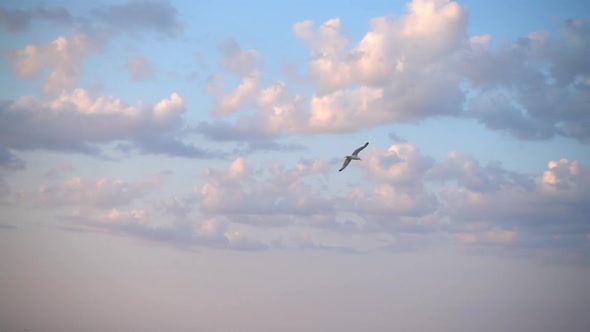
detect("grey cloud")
(66, 215), (270, 252)
(388, 132), (407, 143)
(126, 56), (155, 81)
(19, 174), (163, 209)
(0, 5), (73, 32)
(196, 120), (272, 141)
(0, 223), (18, 231)
(195, 120), (306, 155)
(438, 157), (590, 259)
(428, 152), (535, 192)
(545, 19), (590, 86)
(195, 158), (335, 226)
(91, 0), (184, 38)
(238, 140), (307, 154)
(0, 148), (26, 198)
(0, 91), (221, 159)
(464, 19), (590, 143)
(217, 37), (262, 77)
(0, 148), (25, 172)
(132, 134), (226, 159)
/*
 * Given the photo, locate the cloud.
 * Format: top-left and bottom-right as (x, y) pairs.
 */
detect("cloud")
(4, 1), (185, 97)
(436, 155), (590, 259)
(0, 89), (218, 158)
(197, 80), (309, 147)
(206, 38), (263, 115)
(208, 72), (261, 116)
(126, 56), (155, 81)
(199, 0), (588, 143)
(194, 158), (334, 227)
(364, 143), (435, 186)
(388, 132), (407, 143)
(217, 38), (262, 77)
(7, 33), (102, 96)
(0, 4), (73, 32)
(90, 0), (184, 38)
(463, 19), (590, 142)
(201, 0), (467, 137)
(0, 148), (25, 198)
(19, 174), (163, 209)
(0, 148), (25, 172)
(69, 210), (269, 251)
(195, 119), (307, 153)
(188, 146), (589, 261)
(428, 151), (534, 192)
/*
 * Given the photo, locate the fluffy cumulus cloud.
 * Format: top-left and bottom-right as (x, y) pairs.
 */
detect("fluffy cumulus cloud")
(198, 0), (589, 143)
(205, 38), (263, 116)
(7, 33), (101, 96)
(431, 153), (590, 261)
(17, 170), (268, 251)
(0, 1), (183, 36)
(194, 158), (334, 227)
(0, 89), (217, 158)
(3, 1), (185, 94)
(198, 0), (469, 137)
(179, 146), (589, 259)
(2, 0), (589, 261)
(463, 19), (590, 142)
(11, 136), (590, 259)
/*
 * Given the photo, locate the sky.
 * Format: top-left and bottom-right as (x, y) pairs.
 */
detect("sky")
(1, 0), (589, 331)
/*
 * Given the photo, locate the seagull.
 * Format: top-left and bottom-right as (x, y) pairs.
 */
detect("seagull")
(339, 142), (369, 172)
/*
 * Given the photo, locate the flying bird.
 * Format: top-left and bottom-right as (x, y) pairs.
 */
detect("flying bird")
(339, 142), (369, 172)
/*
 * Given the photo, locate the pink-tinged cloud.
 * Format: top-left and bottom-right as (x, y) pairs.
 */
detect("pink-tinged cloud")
(206, 38), (264, 116)
(435, 155), (590, 255)
(16, 144), (585, 260)
(69, 207), (269, 251)
(194, 158), (334, 226)
(7, 34), (101, 96)
(126, 56), (155, 81)
(364, 143), (435, 185)
(198, 0), (589, 142)
(19, 174), (163, 209)
(0, 89), (218, 158)
(179, 147), (590, 261)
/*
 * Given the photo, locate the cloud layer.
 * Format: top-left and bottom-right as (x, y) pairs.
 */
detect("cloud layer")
(2, 0), (589, 262)
(196, 0), (590, 144)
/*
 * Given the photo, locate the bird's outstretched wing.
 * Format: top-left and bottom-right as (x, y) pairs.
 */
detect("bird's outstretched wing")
(339, 158), (351, 172)
(352, 142), (369, 156)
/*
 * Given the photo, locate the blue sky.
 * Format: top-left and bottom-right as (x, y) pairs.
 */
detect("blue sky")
(1, 1), (590, 331)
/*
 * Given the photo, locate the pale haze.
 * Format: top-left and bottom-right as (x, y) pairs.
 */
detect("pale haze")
(1, 1), (589, 331)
